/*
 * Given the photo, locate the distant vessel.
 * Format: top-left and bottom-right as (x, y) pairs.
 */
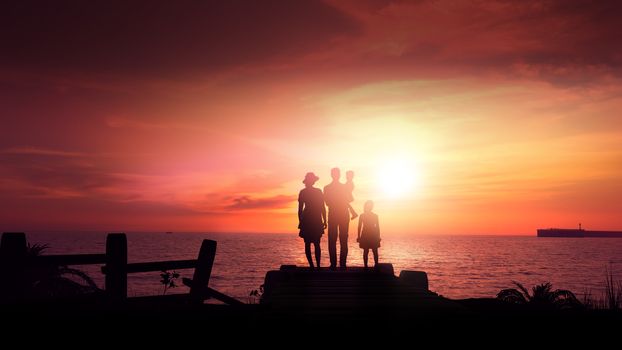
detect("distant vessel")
(537, 224), (622, 238)
(165, 231), (173, 234)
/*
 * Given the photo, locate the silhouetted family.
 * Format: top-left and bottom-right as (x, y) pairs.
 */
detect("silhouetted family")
(298, 167), (380, 269)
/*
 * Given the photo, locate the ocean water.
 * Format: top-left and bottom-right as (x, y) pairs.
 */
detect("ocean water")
(23, 231), (622, 301)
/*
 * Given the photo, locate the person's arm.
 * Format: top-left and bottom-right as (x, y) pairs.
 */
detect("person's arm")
(323, 185), (330, 208)
(297, 192), (304, 228)
(322, 200), (327, 229)
(357, 215), (363, 241)
(376, 214), (380, 240)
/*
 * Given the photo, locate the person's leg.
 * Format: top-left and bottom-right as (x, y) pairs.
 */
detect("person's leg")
(313, 242), (321, 268)
(304, 242), (314, 268)
(339, 219), (349, 268)
(328, 221), (338, 268)
(372, 248), (379, 266)
(363, 248), (369, 268)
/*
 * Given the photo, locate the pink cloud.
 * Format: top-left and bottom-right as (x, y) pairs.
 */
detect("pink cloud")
(224, 195), (297, 211)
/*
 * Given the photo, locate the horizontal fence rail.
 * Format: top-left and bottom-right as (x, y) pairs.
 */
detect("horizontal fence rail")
(102, 259), (198, 274)
(0, 232), (241, 305)
(33, 254), (107, 266)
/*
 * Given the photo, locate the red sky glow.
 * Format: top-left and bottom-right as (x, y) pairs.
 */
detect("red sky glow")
(1, 0), (622, 234)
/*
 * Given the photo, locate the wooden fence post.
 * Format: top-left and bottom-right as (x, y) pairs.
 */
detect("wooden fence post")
(0, 232), (28, 301)
(189, 239), (217, 302)
(0, 232), (27, 261)
(105, 233), (127, 301)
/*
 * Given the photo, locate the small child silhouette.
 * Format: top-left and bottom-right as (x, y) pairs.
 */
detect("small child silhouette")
(345, 170), (358, 220)
(357, 200), (380, 268)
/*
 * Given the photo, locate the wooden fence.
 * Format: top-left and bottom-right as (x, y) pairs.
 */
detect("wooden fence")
(0, 232), (241, 305)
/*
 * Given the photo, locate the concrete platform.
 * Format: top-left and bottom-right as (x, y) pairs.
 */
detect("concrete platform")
(260, 263), (465, 317)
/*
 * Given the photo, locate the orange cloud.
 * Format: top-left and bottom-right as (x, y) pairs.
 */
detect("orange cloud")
(1, 1), (621, 234)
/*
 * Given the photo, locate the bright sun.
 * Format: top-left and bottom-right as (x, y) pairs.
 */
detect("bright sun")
(376, 158), (421, 198)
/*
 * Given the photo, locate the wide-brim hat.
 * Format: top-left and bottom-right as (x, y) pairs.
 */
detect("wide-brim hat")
(303, 172), (320, 184)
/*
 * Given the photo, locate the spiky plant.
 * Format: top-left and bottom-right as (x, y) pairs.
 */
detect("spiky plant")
(24, 242), (101, 298)
(26, 243), (49, 257)
(604, 268), (622, 311)
(497, 282), (581, 310)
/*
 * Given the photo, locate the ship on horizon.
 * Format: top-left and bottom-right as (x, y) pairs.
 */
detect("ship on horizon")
(537, 224), (622, 238)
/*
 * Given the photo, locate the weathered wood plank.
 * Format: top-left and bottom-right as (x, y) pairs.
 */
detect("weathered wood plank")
(35, 254), (106, 266)
(0, 232), (27, 261)
(122, 259), (197, 273)
(105, 233), (127, 300)
(188, 239), (216, 302)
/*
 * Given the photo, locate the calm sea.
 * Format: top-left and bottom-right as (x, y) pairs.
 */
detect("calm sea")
(24, 231), (622, 301)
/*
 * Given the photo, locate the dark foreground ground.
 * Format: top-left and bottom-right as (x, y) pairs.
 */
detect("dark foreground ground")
(3, 265), (620, 337)
(3, 298), (621, 343)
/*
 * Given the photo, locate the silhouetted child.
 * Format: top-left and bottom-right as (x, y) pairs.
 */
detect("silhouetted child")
(357, 200), (380, 268)
(345, 170), (358, 220)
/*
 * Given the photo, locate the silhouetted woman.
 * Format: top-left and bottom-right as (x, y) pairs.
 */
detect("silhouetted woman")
(357, 200), (380, 268)
(298, 172), (327, 268)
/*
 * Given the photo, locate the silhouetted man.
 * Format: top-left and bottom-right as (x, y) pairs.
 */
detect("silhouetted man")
(324, 167), (351, 269)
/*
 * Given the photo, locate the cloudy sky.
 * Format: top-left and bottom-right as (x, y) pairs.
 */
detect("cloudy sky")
(1, 0), (621, 234)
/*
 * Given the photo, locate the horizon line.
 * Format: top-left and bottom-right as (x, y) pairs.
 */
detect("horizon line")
(7, 229), (537, 236)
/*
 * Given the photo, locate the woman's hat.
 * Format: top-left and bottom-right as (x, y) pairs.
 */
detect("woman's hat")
(303, 172), (320, 184)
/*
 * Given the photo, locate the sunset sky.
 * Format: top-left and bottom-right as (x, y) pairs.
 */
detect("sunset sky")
(1, 0), (621, 235)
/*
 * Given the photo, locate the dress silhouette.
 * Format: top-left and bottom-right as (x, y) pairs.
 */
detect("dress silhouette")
(298, 172), (326, 268)
(357, 200), (380, 268)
